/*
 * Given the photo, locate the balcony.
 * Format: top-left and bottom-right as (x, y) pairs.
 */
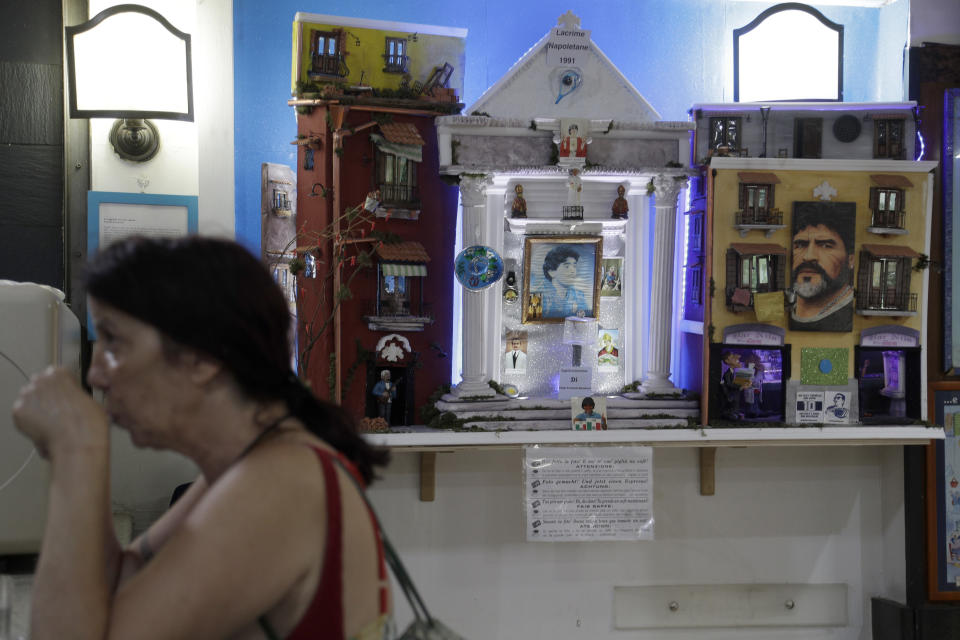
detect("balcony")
(867, 210), (908, 236)
(383, 53), (410, 74)
(310, 53), (348, 78)
(378, 183), (420, 208)
(856, 290), (918, 316)
(733, 209), (785, 238)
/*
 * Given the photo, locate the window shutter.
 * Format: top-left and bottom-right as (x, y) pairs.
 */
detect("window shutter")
(738, 185), (745, 210)
(856, 251), (871, 309)
(768, 185), (775, 209)
(726, 249), (738, 298)
(896, 189), (905, 213)
(775, 255), (786, 290)
(869, 187), (878, 211)
(899, 257), (911, 305)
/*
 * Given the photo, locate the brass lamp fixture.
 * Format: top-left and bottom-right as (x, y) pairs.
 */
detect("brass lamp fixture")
(65, 4), (194, 162)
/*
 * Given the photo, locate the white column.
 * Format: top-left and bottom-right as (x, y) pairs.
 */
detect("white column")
(452, 174), (497, 399)
(641, 174), (687, 393)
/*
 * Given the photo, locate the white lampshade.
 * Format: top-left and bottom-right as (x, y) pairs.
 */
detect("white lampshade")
(562, 316), (597, 346)
(66, 5), (193, 121)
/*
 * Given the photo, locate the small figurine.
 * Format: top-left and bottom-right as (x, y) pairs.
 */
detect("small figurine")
(567, 168), (583, 206)
(510, 184), (527, 218)
(558, 123), (588, 160)
(719, 351), (751, 421)
(362, 188), (381, 214)
(611, 184), (629, 219)
(372, 369), (397, 423)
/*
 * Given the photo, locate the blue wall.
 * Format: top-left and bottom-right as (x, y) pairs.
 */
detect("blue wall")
(233, 0), (906, 249)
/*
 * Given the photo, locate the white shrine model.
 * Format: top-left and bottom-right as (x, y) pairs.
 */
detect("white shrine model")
(432, 12), (697, 431)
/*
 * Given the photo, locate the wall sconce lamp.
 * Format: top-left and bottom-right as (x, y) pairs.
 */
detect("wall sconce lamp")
(65, 4), (194, 162)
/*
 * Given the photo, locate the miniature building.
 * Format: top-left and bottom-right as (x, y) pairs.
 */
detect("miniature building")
(692, 101), (937, 425)
(432, 13), (698, 429)
(290, 14), (466, 425)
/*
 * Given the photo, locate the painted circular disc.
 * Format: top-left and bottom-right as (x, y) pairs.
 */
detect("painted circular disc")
(454, 245), (504, 291)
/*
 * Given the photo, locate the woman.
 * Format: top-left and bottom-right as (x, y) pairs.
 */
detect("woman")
(12, 236), (390, 639)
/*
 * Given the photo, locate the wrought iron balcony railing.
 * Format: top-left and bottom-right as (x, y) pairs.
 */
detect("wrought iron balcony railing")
(869, 210), (906, 230)
(734, 209), (783, 226)
(378, 183), (420, 207)
(856, 289), (917, 312)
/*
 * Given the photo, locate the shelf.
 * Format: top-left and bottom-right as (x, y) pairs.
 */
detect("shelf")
(506, 218), (628, 235)
(364, 425), (942, 451)
(367, 425), (942, 499)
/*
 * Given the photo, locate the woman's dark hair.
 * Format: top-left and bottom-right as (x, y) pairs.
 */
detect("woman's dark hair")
(85, 236), (388, 483)
(581, 397), (595, 409)
(542, 245), (580, 280)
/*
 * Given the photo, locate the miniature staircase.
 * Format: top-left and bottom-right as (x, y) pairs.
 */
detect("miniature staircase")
(433, 394), (699, 431)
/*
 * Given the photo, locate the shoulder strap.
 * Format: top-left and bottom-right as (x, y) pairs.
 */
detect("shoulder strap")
(324, 455), (436, 629)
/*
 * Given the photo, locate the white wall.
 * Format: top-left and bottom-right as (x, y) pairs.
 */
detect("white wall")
(368, 446), (905, 639)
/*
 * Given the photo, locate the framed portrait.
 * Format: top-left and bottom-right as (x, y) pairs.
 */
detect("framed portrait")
(522, 236), (602, 324)
(789, 201), (855, 332)
(597, 328), (620, 372)
(600, 257), (623, 297)
(503, 330), (529, 375)
(927, 381), (960, 601)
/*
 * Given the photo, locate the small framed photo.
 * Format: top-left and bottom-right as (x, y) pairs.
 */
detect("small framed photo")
(600, 257), (623, 297)
(571, 395), (607, 430)
(597, 328), (620, 372)
(503, 331), (529, 375)
(522, 236), (603, 324)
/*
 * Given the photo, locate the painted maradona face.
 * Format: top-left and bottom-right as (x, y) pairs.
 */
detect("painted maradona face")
(791, 224), (853, 300)
(549, 257), (579, 287)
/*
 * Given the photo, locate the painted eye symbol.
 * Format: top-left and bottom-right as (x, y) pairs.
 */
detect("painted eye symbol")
(556, 69), (581, 104)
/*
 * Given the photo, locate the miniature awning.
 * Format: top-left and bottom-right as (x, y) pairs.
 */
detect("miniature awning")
(870, 174), (914, 189)
(371, 122), (424, 163)
(861, 244), (921, 259)
(730, 243), (786, 256)
(378, 122), (425, 146)
(370, 133), (422, 163)
(377, 241), (430, 276)
(737, 172), (780, 184)
(381, 263), (427, 277)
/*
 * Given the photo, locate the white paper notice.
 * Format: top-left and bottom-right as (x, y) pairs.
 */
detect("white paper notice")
(99, 203), (189, 248)
(524, 446), (653, 541)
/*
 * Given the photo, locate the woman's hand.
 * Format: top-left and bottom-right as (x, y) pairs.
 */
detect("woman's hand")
(12, 366), (109, 460)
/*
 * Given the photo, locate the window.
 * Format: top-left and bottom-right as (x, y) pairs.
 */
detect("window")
(793, 118), (822, 158)
(311, 30), (345, 77)
(740, 254), (774, 292)
(689, 212), (704, 252)
(869, 187), (905, 229)
(725, 245), (786, 309)
(739, 184), (773, 223)
(856, 246), (918, 313)
(689, 263), (703, 305)
(709, 117), (741, 154)
(383, 37), (408, 73)
(379, 273), (410, 316)
(376, 150), (419, 205)
(874, 118), (905, 159)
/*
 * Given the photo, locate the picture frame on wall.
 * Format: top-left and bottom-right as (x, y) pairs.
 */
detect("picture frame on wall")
(522, 236), (602, 324)
(927, 381), (960, 601)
